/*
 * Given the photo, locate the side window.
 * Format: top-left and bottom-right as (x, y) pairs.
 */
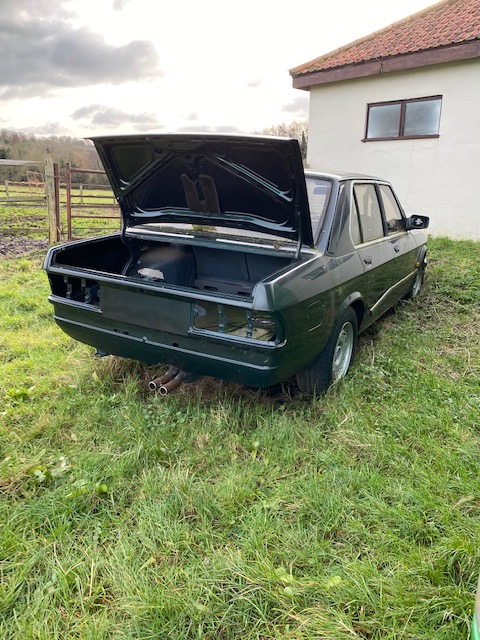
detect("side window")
(353, 184), (384, 243)
(379, 185), (405, 234)
(350, 203), (361, 245)
(305, 178), (332, 238)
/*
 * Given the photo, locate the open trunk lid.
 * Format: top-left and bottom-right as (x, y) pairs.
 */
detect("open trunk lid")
(91, 133), (314, 248)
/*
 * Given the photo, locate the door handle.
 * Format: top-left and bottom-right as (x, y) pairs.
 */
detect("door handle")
(394, 245), (400, 253)
(363, 257), (372, 266)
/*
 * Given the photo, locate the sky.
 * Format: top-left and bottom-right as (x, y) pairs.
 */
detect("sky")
(0, 0), (438, 138)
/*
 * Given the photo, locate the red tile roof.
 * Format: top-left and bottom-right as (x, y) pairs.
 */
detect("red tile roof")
(290, 0), (480, 79)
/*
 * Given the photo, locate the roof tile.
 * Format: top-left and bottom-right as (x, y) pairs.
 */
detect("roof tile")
(290, 0), (480, 76)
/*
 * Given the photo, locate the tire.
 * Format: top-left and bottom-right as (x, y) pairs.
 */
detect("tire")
(296, 307), (358, 396)
(406, 255), (427, 299)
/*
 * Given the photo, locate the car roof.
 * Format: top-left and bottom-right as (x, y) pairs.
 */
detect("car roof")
(305, 169), (384, 182)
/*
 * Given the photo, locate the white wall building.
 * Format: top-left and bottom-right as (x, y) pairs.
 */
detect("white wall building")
(290, 0), (480, 239)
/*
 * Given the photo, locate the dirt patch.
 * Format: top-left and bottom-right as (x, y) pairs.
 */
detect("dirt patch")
(0, 235), (48, 258)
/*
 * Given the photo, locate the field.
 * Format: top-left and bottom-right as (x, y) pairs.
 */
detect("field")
(0, 236), (479, 639)
(0, 181), (120, 246)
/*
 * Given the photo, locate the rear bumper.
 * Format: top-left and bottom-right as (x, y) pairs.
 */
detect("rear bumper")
(51, 298), (289, 387)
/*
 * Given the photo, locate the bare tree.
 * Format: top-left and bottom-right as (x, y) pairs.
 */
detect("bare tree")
(254, 121), (308, 158)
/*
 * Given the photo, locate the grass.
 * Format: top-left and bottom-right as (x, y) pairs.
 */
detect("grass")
(1, 237), (479, 639)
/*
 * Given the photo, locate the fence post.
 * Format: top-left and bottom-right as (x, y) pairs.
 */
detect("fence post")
(54, 162), (61, 242)
(66, 163), (72, 241)
(45, 150), (56, 244)
(5, 180), (9, 198)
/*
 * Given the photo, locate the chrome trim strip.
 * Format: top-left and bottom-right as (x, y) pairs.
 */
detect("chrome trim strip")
(370, 271), (415, 315)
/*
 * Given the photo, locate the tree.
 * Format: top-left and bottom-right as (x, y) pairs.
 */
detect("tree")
(254, 120), (308, 158)
(0, 130), (107, 184)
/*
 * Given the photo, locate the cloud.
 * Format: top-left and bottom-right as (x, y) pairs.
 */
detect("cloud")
(71, 104), (163, 131)
(247, 79), (262, 88)
(185, 113), (199, 121)
(2, 0), (73, 21)
(174, 125), (245, 134)
(0, 0), (162, 99)
(281, 95), (309, 116)
(113, 0), (132, 9)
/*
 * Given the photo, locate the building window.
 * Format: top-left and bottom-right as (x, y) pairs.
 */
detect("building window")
(365, 96), (442, 141)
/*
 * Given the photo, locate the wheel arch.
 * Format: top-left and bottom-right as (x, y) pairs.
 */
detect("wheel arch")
(296, 301), (360, 395)
(336, 292), (365, 331)
(417, 245), (427, 268)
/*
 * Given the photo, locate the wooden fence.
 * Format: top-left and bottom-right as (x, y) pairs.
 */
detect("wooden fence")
(0, 152), (121, 243)
(65, 163), (120, 241)
(0, 157), (51, 237)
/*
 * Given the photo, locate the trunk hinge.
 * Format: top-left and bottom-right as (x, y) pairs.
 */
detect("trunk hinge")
(295, 206), (303, 260)
(120, 214), (136, 274)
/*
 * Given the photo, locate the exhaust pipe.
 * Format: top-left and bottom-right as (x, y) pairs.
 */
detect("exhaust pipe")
(148, 367), (179, 391)
(159, 377), (183, 395)
(158, 370), (190, 396)
(149, 368), (200, 395)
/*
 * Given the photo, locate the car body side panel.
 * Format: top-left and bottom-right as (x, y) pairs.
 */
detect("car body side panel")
(356, 238), (398, 320)
(254, 250), (367, 373)
(388, 230), (421, 294)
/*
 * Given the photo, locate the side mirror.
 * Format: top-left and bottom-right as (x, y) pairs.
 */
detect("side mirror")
(406, 214), (429, 230)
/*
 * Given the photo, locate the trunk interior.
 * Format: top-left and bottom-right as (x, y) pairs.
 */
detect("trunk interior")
(48, 234), (294, 304)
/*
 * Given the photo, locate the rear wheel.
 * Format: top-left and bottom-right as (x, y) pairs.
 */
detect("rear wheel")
(296, 307), (358, 395)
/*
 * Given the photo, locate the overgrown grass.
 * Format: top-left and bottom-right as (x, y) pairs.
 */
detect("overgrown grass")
(1, 238), (479, 639)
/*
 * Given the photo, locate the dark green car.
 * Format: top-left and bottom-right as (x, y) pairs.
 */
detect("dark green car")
(44, 134), (429, 395)
(473, 576), (480, 640)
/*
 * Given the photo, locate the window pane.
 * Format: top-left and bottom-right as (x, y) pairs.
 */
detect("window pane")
(350, 206), (361, 245)
(353, 184), (384, 242)
(305, 177), (332, 236)
(379, 185), (405, 234)
(404, 99), (441, 135)
(367, 104), (401, 138)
